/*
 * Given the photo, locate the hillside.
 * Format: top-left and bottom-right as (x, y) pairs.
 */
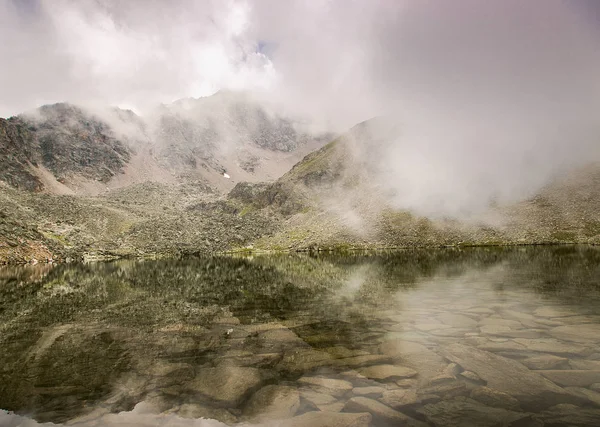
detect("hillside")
(0, 92), (330, 196)
(230, 118), (600, 251)
(1, 115), (600, 264)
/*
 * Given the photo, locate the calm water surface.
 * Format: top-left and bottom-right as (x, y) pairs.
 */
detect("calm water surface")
(2, 246), (600, 426)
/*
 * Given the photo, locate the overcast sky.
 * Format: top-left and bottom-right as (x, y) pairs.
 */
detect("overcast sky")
(2, 0), (600, 215)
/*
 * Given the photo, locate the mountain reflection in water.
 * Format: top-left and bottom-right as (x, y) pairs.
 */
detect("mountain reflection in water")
(1, 246), (600, 426)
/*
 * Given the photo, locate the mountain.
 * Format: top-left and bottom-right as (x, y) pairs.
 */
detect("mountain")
(0, 92), (332, 195)
(230, 117), (600, 251)
(1, 113), (599, 264)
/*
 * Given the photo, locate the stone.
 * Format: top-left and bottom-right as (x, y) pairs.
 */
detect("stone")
(520, 355), (569, 370)
(277, 411), (371, 427)
(534, 307), (577, 318)
(243, 385), (300, 422)
(569, 359), (600, 370)
(331, 354), (391, 369)
(379, 340), (446, 384)
(395, 379), (418, 388)
(300, 389), (338, 406)
(177, 403), (237, 424)
(437, 313), (479, 329)
(565, 387), (600, 407)
(420, 381), (468, 398)
(512, 338), (592, 357)
(343, 397), (428, 427)
(188, 366), (265, 404)
(318, 402), (345, 412)
(352, 386), (385, 396)
(358, 364), (417, 381)
(278, 348), (333, 373)
(470, 386), (521, 410)
(539, 370), (600, 387)
(442, 343), (581, 409)
(537, 403), (600, 426)
(479, 318), (523, 329)
(549, 324), (600, 343)
(379, 389), (421, 408)
(417, 397), (539, 427)
(297, 376), (353, 393)
(414, 323), (451, 332)
(460, 370), (485, 384)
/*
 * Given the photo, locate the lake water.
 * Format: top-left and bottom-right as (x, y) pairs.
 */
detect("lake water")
(2, 246), (600, 427)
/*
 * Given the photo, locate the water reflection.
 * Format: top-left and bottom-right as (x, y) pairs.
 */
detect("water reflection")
(1, 246), (600, 426)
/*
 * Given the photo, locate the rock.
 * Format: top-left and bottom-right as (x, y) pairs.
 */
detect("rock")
(318, 402), (346, 412)
(352, 386), (385, 396)
(297, 376), (353, 394)
(395, 378), (418, 388)
(177, 403), (238, 424)
(537, 403), (600, 426)
(549, 324), (600, 343)
(414, 323), (451, 332)
(534, 306), (577, 317)
(243, 385), (300, 422)
(188, 366), (265, 404)
(591, 383), (600, 392)
(512, 338), (592, 357)
(379, 340), (446, 384)
(442, 343), (580, 409)
(420, 381), (468, 398)
(343, 397), (427, 427)
(277, 411), (371, 427)
(565, 387), (600, 407)
(278, 348), (333, 373)
(300, 389), (338, 408)
(379, 389), (421, 408)
(437, 313), (478, 329)
(479, 318), (523, 329)
(539, 370), (600, 387)
(331, 354), (391, 369)
(417, 397), (539, 427)
(358, 364), (417, 381)
(460, 370), (485, 384)
(569, 359), (600, 370)
(470, 386), (521, 410)
(520, 355), (569, 370)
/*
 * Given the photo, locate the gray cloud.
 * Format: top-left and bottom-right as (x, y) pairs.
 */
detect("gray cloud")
(1, 0), (599, 215)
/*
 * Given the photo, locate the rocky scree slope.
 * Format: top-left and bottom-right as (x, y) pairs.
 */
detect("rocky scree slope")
(229, 118), (600, 252)
(0, 92), (331, 196)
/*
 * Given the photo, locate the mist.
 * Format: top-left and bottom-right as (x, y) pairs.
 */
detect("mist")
(1, 0), (600, 215)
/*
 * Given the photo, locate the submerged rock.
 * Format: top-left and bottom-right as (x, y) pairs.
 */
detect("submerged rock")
(442, 343), (580, 409)
(188, 366), (266, 404)
(539, 370), (600, 387)
(343, 396), (427, 427)
(469, 386), (521, 410)
(417, 396), (539, 427)
(276, 411), (372, 427)
(358, 364), (418, 381)
(243, 385), (300, 422)
(520, 354), (569, 370)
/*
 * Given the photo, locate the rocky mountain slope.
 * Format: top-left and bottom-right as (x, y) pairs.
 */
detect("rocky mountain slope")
(1, 114), (599, 264)
(0, 92), (330, 196)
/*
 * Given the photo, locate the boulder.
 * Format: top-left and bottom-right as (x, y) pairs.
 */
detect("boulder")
(343, 396), (427, 427)
(416, 397), (539, 427)
(188, 366), (265, 404)
(358, 364), (417, 381)
(243, 385), (300, 422)
(539, 370), (600, 387)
